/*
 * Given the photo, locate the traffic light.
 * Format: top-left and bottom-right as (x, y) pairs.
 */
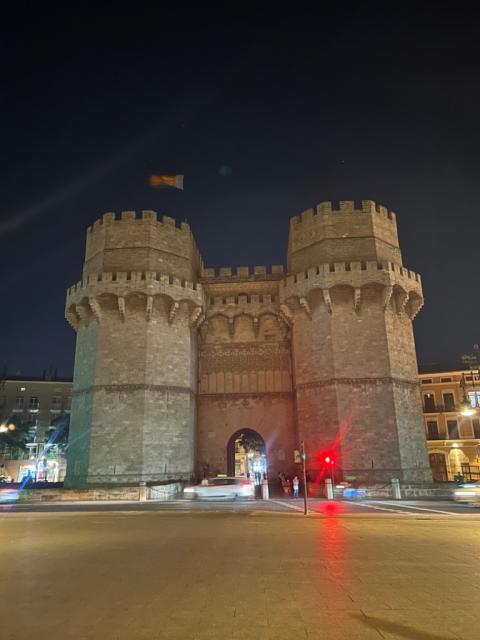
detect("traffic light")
(324, 455), (334, 465)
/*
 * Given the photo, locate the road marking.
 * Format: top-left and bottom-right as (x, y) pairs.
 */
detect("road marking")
(369, 501), (456, 516)
(343, 501), (411, 515)
(269, 499), (304, 512)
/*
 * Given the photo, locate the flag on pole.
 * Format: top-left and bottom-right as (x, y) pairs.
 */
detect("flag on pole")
(149, 173), (184, 190)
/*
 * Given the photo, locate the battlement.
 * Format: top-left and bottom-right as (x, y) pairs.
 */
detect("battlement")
(287, 199), (402, 273)
(282, 261), (421, 288)
(208, 293), (277, 306)
(201, 265), (285, 280)
(279, 260), (423, 310)
(86, 210), (192, 234)
(67, 270), (203, 299)
(289, 200), (396, 225)
(83, 210), (204, 282)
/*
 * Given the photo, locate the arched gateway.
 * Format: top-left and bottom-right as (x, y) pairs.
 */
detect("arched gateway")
(227, 429), (267, 479)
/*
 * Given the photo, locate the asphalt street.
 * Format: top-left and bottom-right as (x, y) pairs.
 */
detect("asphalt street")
(1, 496), (479, 516)
(1, 498), (480, 639)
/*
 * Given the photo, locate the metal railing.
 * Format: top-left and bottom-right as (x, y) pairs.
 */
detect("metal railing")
(424, 404), (458, 413)
(461, 464), (480, 481)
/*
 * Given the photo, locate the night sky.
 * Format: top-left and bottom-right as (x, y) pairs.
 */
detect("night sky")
(1, 5), (479, 377)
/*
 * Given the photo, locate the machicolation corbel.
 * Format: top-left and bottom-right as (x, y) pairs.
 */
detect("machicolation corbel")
(118, 296), (126, 321)
(189, 306), (203, 328)
(299, 297), (312, 318)
(322, 290), (333, 315)
(146, 296), (153, 322)
(354, 288), (361, 314)
(168, 301), (180, 324)
(382, 286), (393, 311)
(89, 297), (102, 323)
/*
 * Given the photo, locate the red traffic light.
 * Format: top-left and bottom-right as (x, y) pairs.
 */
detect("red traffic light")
(324, 456), (334, 465)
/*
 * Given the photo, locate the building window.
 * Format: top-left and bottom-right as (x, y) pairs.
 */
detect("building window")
(426, 421), (439, 440)
(468, 391), (480, 408)
(423, 393), (436, 412)
(473, 419), (480, 439)
(26, 413), (37, 426)
(421, 379), (433, 384)
(51, 396), (61, 410)
(443, 393), (455, 411)
(447, 420), (459, 439)
(440, 377), (452, 383)
(15, 396), (24, 410)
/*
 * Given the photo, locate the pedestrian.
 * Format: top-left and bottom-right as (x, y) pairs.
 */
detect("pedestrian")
(282, 476), (291, 496)
(292, 475), (299, 498)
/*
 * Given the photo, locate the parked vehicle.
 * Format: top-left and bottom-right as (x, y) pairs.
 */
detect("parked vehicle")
(183, 477), (255, 500)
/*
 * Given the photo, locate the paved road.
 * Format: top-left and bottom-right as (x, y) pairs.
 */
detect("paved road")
(1, 496), (479, 516)
(1, 498), (480, 639)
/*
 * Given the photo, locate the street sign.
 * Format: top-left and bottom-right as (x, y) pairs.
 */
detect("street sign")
(293, 450), (302, 463)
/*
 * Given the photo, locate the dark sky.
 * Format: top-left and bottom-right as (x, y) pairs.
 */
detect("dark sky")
(1, 4), (479, 377)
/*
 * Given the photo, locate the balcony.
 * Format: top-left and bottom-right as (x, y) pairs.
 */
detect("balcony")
(423, 404), (458, 414)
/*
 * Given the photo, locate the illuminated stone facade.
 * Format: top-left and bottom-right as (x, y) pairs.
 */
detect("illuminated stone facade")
(64, 201), (432, 487)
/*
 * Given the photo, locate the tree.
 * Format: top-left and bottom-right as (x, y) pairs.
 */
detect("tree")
(0, 416), (30, 456)
(45, 414), (70, 454)
(238, 431), (265, 455)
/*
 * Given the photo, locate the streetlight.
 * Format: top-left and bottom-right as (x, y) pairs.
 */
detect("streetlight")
(461, 345), (480, 416)
(460, 375), (475, 416)
(0, 422), (15, 433)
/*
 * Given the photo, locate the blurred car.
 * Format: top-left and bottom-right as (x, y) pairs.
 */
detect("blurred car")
(453, 481), (480, 505)
(184, 477), (255, 500)
(0, 487), (19, 503)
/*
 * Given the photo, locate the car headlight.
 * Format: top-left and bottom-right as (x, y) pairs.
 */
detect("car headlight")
(183, 487), (195, 494)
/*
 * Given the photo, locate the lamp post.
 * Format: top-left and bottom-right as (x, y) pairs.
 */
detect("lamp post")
(461, 344), (480, 416)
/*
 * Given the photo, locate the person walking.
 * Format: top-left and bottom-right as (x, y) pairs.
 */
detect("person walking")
(281, 476), (291, 497)
(292, 475), (300, 498)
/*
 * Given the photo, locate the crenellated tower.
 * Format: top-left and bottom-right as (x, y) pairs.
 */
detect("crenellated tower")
(64, 211), (205, 487)
(283, 200), (431, 483)
(64, 199), (432, 488)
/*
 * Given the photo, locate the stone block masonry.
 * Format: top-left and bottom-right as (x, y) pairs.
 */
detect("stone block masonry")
(64, 200), (431, 487)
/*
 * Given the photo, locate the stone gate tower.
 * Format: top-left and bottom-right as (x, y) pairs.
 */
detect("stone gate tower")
(64, 212), (204, 487)
(283, 201), (430, 483)
(64, 201), (431, 487)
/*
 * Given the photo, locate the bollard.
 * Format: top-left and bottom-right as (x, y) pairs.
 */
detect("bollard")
(261, 478), (269, 500)
(391, 478), (402, 500)
(325, 478), (334, 500)
(139, 481), (148, 502)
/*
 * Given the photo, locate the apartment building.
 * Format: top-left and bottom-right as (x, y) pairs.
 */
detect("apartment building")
(420, 368), (480, 481)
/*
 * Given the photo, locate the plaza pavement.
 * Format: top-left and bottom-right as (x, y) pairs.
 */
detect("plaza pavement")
(1, 501), (479, 639)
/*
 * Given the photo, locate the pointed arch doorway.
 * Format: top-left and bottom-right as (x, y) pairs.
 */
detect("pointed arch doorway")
(227, 429), (267, 483)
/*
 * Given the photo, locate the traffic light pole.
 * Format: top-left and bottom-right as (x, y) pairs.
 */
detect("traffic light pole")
(300, 440), (308, 515)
